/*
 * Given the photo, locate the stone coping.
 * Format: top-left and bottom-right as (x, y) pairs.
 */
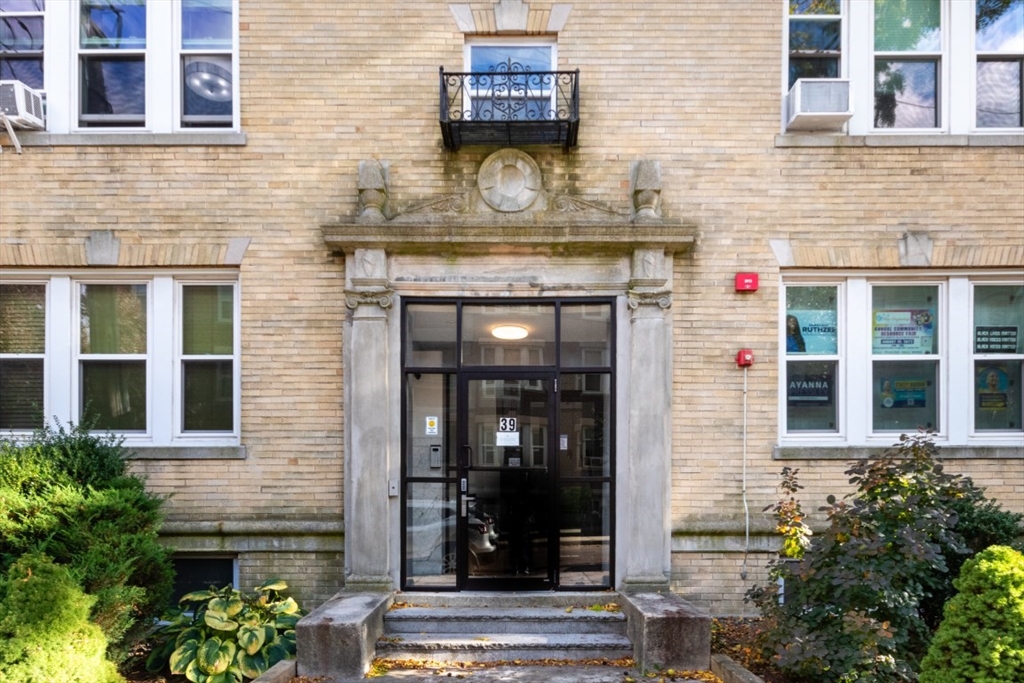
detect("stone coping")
(776, 133), (1023, 148)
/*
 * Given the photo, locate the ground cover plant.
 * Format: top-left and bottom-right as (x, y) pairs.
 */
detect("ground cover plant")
(745, 432), (1024, 683)
(0, 421), (174, 676)
(145, 580), (304, 682)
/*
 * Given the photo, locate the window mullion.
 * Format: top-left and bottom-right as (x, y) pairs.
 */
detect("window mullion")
(847, 0), (873, 134)
(148, 0), (175, 132)
(948, 0), (973, 133)
(946, 278), (971, 443)
(46, 277), (73, 425)
(151, 276), (175, 443)
(846, 278), (869, 444)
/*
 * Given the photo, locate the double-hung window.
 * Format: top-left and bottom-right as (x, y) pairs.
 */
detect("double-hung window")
(465, 40), (557, 122)
(0, 274), (239, 446)
(4, 0), (238, 134)
(782, 274), (1024, 447)
(1, 0), (45, 90)
(784, 0), (1024, 134)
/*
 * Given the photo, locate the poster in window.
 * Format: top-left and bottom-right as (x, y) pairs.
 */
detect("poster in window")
(878, 378), (927, 409)
(785, 308), (838, 354)
(787, 371), (833, 407)
(872, 309), (934, 354)
(976, 365), (1009, 410)
(975, 326), (1018, 354)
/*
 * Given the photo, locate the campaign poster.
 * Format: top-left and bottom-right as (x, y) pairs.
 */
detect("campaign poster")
(786, 308), (838, 354)
(872, 309), (935, 354)
(787, 372), (833, 407)
(879, 378), (928, 409)
(976, 365), (1009, 410)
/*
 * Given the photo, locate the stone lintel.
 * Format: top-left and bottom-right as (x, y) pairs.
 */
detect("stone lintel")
(322, 221), (695, 257)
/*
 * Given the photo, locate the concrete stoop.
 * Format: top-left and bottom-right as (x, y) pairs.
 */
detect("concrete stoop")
(293, 590), (711, 680)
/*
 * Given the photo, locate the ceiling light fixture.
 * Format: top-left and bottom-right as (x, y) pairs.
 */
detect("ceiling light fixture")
(491, 324), (529, 340)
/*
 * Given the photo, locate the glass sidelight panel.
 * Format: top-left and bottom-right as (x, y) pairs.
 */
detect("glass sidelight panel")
(559, 482), (611, 587)
(405, 373), (457, 477)
(405, 481), (459, 587)
(558, 373), (611, 477)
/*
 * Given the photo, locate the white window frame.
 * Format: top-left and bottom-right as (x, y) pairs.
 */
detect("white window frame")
(780, 271), (1024, 448)
(784, 1), (1024, 135)
(463, 37), (557, 122)
(0, 270), (240, 448)
(38, 0), (240, 134)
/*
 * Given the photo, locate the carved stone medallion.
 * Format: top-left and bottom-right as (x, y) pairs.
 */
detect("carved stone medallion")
(477, 149), (542, 212)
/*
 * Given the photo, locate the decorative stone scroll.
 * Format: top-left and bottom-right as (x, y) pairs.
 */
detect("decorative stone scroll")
(344, 289), (393, 310)
(627, 290), (672, 310)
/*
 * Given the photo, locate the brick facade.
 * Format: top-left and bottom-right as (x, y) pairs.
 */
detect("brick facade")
(1, 0), (1021, 613)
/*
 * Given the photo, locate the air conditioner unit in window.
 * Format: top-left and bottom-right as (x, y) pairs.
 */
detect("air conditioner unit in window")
(786, 78), (851, 132)
(0, 80), (45, 130)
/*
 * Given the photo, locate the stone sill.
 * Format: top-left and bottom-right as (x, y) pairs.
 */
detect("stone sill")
(10, 132), (247, 147)
(776, 133), (1023, 148)
(774, 445), (1024, 460)
(129, 445), (246, 459)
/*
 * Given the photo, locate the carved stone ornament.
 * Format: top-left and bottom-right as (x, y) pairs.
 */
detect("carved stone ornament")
(345, 289), (394, 310)
(477, 148), (543, 212)
(627, 290), (672, 310)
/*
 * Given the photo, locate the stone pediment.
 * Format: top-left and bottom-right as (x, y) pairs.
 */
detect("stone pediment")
(322, 150), (696, 256)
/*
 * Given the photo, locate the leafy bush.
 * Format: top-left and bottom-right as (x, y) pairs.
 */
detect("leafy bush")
(0, 422), (174, 664)
(764, 466), (812, 560)
(747, 432), (1022, 683)
(146, 580), (305, 682)
(0, 552), (123, 683)
(919, 545), (1024, 683)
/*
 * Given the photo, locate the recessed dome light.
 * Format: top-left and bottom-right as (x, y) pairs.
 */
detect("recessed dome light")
(491, 324), (528, 340)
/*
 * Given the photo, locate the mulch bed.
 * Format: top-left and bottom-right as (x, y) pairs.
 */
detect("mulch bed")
(711, 617), (789, 683)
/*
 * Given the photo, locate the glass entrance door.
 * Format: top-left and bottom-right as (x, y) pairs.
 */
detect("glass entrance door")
(460, 375), (555, 589)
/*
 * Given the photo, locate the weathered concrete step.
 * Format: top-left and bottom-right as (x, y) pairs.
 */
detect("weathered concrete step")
(384, 606), (627, 635)
(391, 591), (622, 609)
(376, 632), (634, 663)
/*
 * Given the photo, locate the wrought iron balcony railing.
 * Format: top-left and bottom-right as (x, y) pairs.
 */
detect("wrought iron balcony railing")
(439, 61), (579, 151)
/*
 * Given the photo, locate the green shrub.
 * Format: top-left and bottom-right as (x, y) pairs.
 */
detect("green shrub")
(146, 580), (304, 682)
(747, 432), (1017, 683)
(0, 552), (123, 683)
(0, 422), (174, 664)
(919, 545), (1024, 683)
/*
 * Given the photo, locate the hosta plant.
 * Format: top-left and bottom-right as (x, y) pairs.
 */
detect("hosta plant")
(145, 579), (304, 682)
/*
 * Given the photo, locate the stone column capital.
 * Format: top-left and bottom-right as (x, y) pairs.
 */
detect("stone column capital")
(345, 289), (394, 310)
(627, 290), (672, 311)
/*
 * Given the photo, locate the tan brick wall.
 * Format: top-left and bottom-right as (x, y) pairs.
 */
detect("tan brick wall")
(672, 552), (775, 617)
(1, 0), (1021, 604)
(238, 552), (344, 609)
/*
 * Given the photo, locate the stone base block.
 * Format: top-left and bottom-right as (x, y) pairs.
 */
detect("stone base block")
(295, 590), (393, 678)
(619, 592), (711, 672)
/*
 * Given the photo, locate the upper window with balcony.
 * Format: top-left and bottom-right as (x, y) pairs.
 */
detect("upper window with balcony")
(1, 0), (239, 135)
(783, 0), (1024, 135)
(440, 38), (579, 151)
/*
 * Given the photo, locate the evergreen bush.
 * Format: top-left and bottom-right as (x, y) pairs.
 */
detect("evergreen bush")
(919, 545), (1024, 683)
(0, 552), (124, 683)
(0, 422), (174, 665)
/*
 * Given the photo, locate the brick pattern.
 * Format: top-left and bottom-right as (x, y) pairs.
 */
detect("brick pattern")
(238, 552), (345, 608)
(1, 1), (1021, 611)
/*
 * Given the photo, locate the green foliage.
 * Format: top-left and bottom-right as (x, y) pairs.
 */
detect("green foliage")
(0, 552), (124, 683)
(146, 580), (305, 682)
(747, 432), (1019, 683)
(919, 545), (1024, 683)
(0, 422), (174, 665)
(764, 467), (813, 560)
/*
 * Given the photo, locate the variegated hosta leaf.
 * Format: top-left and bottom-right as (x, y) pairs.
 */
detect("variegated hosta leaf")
(185, 658), (208, 683)
(257, 578), (288, 592)
(272, 596), (300, 615)
(237, 624), (267, 655)
(237, 612), (261, 627)
(210, 593), (245, 617)
(197, 637), (236, 674)
(206, 672), (238, 683)
(280, 631), (297, 655)
(265, 640), (292, 667)
(170, 639), (200, 675)
(237, 650), (270, 679)
(204, 609), (239, 631)
(179, 589), (217, 604)
(175, 626), (204, 648)
(274, 613), (299, 630)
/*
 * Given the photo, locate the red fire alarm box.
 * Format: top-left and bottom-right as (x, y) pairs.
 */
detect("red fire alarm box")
(736, 349), (754, 367)
(735, 273), (759, 292)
